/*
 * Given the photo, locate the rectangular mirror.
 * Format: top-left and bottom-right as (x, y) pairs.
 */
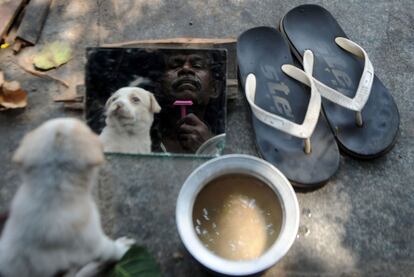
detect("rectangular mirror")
(85, 47), (227, 157)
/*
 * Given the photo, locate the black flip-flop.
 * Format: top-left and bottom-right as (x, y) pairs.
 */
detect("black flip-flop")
(237, 27), (339, 188)
(281, 4), (399, 159)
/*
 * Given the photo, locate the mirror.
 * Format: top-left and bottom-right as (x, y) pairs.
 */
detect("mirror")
(85, 48), (227, 157)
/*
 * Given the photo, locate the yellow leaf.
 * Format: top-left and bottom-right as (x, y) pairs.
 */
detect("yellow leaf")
(33, 41), (72, 70)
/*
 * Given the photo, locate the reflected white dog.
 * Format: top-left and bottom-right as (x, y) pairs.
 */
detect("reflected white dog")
(99, 87), (161, 154)
(0, 118), (135, 277)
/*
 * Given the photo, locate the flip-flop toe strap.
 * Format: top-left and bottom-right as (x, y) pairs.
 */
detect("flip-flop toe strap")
(245, 50), (321, 154)
(312, 37), (374, 126)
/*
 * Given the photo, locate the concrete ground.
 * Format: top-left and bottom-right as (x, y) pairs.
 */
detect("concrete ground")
(1, 0), (413, 276)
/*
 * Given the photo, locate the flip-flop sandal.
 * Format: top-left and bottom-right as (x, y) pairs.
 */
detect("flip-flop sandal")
(280, 4), (400, 159)
(237, 26), (339, 187)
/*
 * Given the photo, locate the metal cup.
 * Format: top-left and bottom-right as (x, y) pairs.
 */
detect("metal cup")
(176, 154), (300, 276)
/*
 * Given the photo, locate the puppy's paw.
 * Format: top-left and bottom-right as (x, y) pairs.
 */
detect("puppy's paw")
(114, 237), (136, 258)
(116, 236), (136, 247)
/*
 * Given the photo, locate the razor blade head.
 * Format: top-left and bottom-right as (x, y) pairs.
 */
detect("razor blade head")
(173, 100), (193, 106)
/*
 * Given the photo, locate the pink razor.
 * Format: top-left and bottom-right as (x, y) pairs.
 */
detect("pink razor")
(173, 100), (193, 118)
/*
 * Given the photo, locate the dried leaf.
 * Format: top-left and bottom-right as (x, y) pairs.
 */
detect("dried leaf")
(18, 55), (69, 87)
(33, 41), (72, 70)
(0, 81), (28, 110)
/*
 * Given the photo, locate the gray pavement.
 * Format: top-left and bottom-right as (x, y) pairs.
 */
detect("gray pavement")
(1, 0), (413, 276)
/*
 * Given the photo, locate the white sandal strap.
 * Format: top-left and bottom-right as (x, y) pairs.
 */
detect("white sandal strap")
(312, 37), (374, 112)
(245, 50), (321, 140)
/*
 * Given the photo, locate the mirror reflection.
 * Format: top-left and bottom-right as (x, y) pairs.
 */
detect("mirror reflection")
(85, 48), (227, 156)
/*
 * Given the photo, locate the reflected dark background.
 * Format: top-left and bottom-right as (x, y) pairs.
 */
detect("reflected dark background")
(85, 48), (227, 154)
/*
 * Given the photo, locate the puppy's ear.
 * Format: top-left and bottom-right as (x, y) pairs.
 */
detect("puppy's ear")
(54, 128), (104, 167)
(72, 123), (105, 166)
(13, 119), (105, 168)
(149, 94), (161, 113)
(105, 95), (114, 110)
(12, 128), (68, 167)
(12, 130), (35, 165)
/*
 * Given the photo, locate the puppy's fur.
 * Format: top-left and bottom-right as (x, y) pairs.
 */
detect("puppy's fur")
(99, 87), (161, 154)
(0, 118), (134, 277)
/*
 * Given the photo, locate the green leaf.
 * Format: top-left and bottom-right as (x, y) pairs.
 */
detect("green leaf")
(106, 246), (161, 277)
(33, 41), (72, 70)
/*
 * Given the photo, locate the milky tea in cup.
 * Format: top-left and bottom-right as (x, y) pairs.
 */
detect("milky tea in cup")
(192, 174), (283, 261)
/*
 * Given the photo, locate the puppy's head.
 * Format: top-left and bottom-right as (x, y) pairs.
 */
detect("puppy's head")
(104, 87), (161, 129)
(12, 118), (104, 170)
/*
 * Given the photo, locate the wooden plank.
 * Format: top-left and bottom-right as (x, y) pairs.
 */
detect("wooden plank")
(54, 94), (83, 103)
(101, 37), (236, 48)
(3, 3), (27, 52)
(0, 0), (26, 39)
(15, 0), (52, 45)
(63, 102), (84, 110)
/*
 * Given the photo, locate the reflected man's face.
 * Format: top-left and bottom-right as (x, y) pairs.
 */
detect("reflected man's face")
(161, 53), (213, 106)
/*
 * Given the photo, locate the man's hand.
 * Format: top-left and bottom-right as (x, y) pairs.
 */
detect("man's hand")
(177, 113), (213, 152)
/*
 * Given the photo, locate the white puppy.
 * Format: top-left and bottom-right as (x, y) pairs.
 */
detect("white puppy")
(0, 118), (135, 277)
(99, 87), (161, 154)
